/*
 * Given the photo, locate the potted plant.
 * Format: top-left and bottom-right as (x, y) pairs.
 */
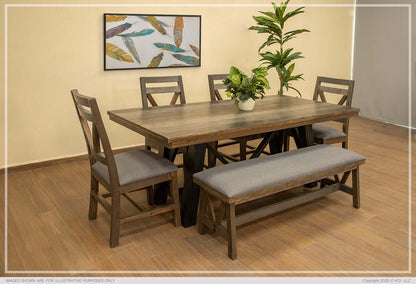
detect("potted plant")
(224, 66), (270, 111)
(249, 0), (309, 96)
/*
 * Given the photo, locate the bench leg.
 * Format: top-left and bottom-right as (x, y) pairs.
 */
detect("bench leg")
(226, 203), (237, 260)
(352, 167), (360, 209)
(197, 190), (209, 234)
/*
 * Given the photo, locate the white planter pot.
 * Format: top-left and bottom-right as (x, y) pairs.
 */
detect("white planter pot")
(238, 98), (256, 111)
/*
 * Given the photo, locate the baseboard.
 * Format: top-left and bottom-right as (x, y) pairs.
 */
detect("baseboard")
(0, 145), (146, 174)
(359, 115), (416, 130)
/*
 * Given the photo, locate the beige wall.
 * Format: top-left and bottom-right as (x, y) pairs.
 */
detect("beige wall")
(1, 0), (355, 167)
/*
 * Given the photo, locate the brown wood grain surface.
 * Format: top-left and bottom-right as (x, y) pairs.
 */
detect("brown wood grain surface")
(108, 95), (359, 149)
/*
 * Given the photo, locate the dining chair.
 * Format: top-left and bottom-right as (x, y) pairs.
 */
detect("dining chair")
(71, 89), (181, 247)
(208, 74), (228, 102)
(284, 76), (355, 150)
(312, 76), (355, 149)
(140, 75), (186, 109)
(207, 74), (267, 166)
(140, 75), (186, 154)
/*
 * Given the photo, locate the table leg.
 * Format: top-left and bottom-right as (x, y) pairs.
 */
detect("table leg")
(207, 141), (218, 168)
(294, 125), (314, 148)
(295, 125), (317, 187)
(269, 130), (286, 154)
(250, 132), (274, 159)
(153, 147), (178, 205)
(181, 143), (207, 227)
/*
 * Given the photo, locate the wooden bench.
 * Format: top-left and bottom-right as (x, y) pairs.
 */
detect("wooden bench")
(193, 144), (366, 260)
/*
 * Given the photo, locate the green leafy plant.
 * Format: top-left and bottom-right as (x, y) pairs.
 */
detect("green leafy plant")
(224, 66), (270, 106)
(249, 0), (310, 96)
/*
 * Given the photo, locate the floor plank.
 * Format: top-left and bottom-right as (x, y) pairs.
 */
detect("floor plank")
(1, 116), (415, 276)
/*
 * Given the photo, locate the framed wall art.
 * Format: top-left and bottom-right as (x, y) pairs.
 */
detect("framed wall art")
(104, 13), (201, 70)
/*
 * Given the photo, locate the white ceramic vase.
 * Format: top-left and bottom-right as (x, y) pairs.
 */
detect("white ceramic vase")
(237, 98), (256, 111)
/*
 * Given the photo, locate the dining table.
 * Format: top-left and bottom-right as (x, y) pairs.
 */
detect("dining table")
(108, 95), (359, 227)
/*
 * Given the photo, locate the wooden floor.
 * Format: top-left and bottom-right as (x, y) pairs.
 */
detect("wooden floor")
(1, 116), (415, 277)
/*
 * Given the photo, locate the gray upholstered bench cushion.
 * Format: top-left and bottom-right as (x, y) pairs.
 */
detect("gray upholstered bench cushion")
(193, 144), (365, 199)
(312, 124), (347, 140)
(92, 149), (177, 186)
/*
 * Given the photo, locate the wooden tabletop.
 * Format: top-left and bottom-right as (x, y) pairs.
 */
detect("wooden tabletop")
(108, 95), (359, 149)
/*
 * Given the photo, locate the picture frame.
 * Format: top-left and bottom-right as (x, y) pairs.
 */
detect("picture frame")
(104, 13), (201, 70)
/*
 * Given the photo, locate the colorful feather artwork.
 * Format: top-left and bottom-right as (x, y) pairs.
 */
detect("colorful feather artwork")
(106, 43), (134, 63)
(189, 45), (200, 57)
(147, 52), (164, 67)
(146, 16), (167, 35)
(174, 17), (183, 48)
(106, 22), (132, 39)
(153, 43), (185, 53)
(105, 14), (200, 70)
(169, 64), (188, 67)
(122, 37), (140, 63)
(137, 16), (170, 27)
(172, 54), (199, 66)
(117, 29), (155, 37)
(106, 15), (127, 22)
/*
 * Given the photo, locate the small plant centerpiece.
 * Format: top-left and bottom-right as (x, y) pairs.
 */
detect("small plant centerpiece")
(249, 0), (310, 96)
(224, 66), (270, 111)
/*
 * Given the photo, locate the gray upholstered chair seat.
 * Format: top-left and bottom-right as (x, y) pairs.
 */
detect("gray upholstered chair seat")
(92, 150), (177, 186)
(312, 124), (346, 140)
(193, 144), (365, 199)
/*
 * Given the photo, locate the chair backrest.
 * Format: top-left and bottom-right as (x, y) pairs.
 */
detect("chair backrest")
(312, 76), (355, 134)
(208, 74), (228, 102)
(140, 76), (186, 109)
(313, 76), (355, 107)
(70, 89), (119, 185)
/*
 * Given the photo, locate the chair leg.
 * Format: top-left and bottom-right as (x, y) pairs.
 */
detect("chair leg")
(146, 186), (155, 206)
(197, 190), (209, 234)
(110, 192), (121, 248)
(342, 139), (348, 149)
(145, 137), (152, 151)
(169, 172), (181, 227)
(226, 203), (237, 260)
(88, 175), (98, 220)
(240, 139), (247, 161)
(352, 167), (360, 209)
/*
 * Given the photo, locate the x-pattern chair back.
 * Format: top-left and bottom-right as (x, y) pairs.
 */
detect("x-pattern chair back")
(208, 74), (228, 102)
(140, 76), (186, 109)
(313, 76), (355, 124)
(313, 76), (354, 105)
